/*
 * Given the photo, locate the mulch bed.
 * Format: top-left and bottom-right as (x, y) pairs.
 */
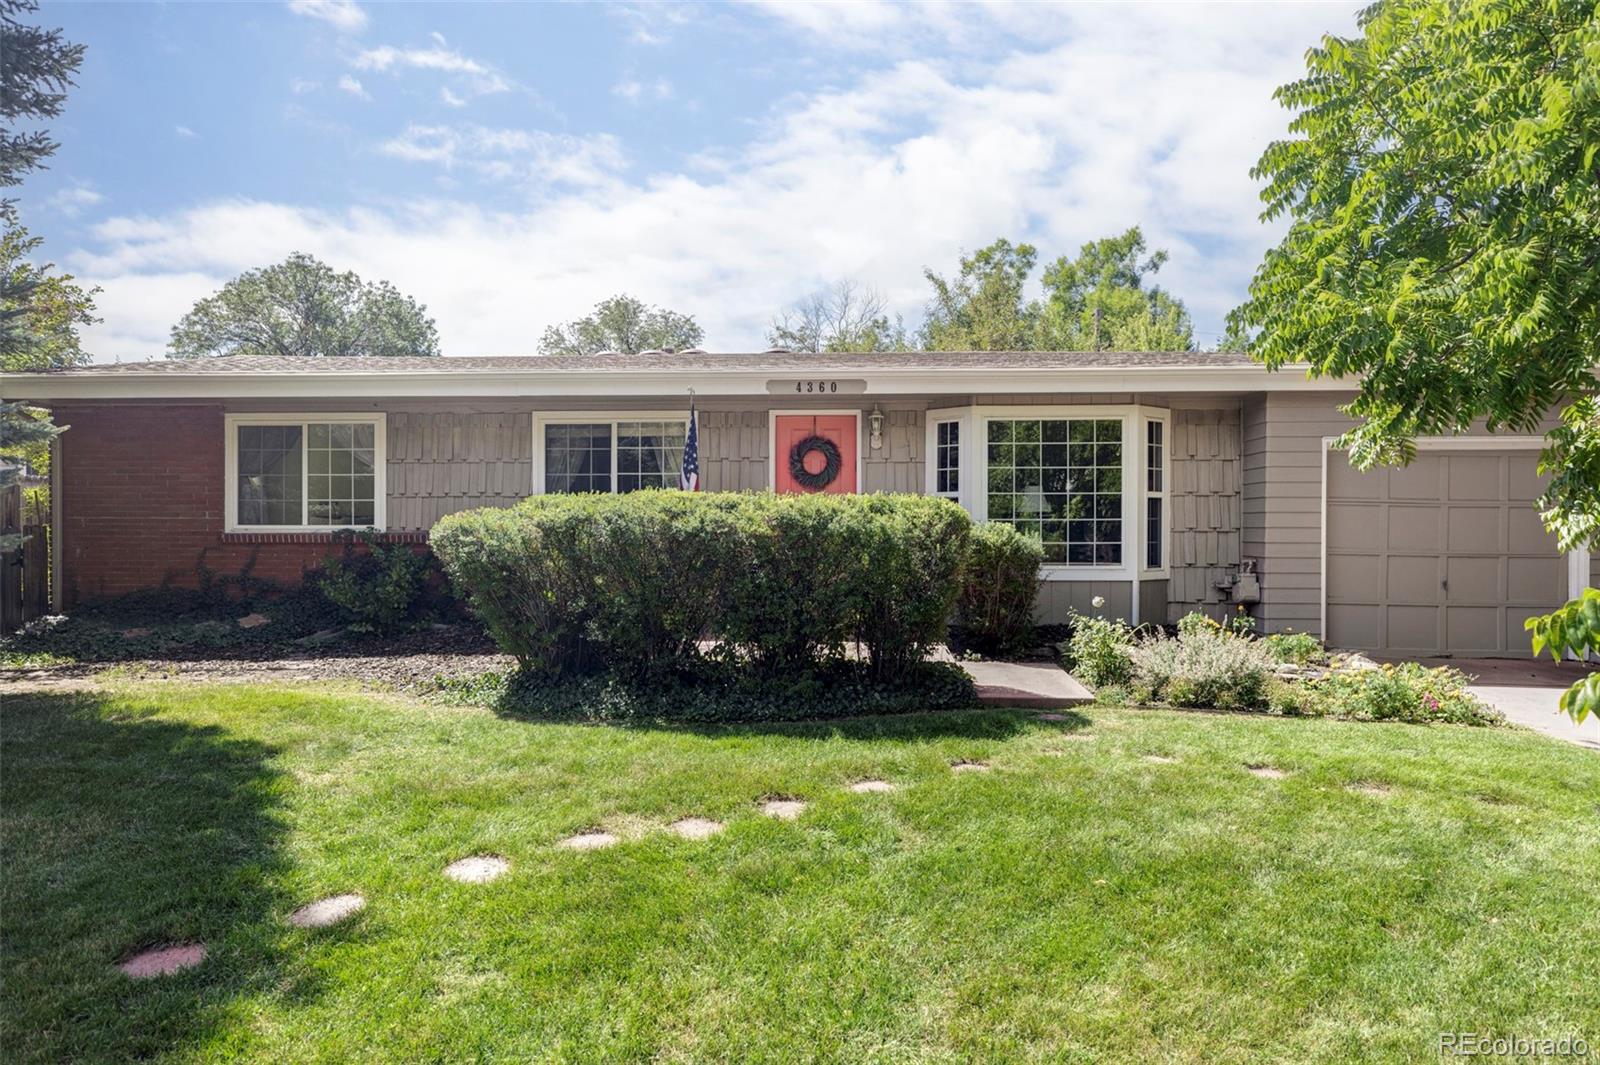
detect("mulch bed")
(2, 626), (512, 691)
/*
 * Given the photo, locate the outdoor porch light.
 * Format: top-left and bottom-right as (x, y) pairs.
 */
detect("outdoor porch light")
(869, 405), (884, 450)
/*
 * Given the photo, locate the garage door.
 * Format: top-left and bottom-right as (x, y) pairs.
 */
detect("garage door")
(1325, 449), (1567, 657)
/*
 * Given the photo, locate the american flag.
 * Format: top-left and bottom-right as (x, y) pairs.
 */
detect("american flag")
(679, 394), (700, 491)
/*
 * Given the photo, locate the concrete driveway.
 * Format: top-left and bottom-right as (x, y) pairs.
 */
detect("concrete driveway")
(1404, 657), (1600, 750)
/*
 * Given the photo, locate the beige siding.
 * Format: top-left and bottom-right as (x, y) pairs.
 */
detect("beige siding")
(1167, 407), (1241, 621)
(1035, 580), (1132, 625)
(863, 409), (923, 493)
(699, 411), (768, 492)
(387, 411), (531, 531)
(1243, 393), (1567, 638)
(1139, 579), (1169, 627)
(1246, 393), (1356, 635)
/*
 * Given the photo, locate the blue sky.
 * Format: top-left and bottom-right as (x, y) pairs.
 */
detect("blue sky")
(21, 0), (1363, 360)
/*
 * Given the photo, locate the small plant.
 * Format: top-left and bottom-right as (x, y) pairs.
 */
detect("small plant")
(955, 523), (1044, 658)
(1130, 627), (1277, 710)
(1263, 630), (1326, 666)
(1305, 663), (1504, 727)
(1062, 610), (1135, 689)
(316, 530), (431, 634)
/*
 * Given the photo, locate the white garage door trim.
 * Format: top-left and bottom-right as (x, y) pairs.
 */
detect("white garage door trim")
(1319, 436), (1590, 655)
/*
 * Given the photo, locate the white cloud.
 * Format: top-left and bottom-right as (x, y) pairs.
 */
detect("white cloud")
(174, 125), (198, 139)
(429, 30), (447, 47)
(440, 87), (466, 108)
(290, 78), (320, 95)
(337, 74), (371, 100)
(70, 3), (1361, 358)
(378, 124), (627, 189)
(46, 182), (104, 218)
(287, 0), (367, 34)
(351, 44), (512, 97)
(612, 77), (673, 103)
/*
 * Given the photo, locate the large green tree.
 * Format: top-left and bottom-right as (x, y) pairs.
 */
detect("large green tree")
(1, 223), (98, 372)
(0, 0), (86, 550)
(920, 239), (1040, 351)
(169, 252), (439, 359)
(767, 279), (909, 353)
(1230, 0), (1600, 717)
(538, 294), (704, 356)
(920, 231), (1196, 351)
(1037, 227), (1195, 351)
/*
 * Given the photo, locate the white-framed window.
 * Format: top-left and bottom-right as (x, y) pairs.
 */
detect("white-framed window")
(1142, 411), (1169, 575)
(933, 419), (960, 498)
(224, 413), (387, 532)
(984, 416), (1125, 566)
(534, 414), (688, 494)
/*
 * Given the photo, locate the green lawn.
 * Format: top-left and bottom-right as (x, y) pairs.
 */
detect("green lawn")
(3, 683), (1598, 1062)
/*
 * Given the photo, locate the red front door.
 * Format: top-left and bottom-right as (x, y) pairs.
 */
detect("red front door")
(773, 414), (858, 494)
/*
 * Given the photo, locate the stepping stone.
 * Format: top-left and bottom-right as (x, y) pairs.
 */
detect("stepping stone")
(1142, 754), (1178, 765)
(1347, 782), (1391, 797)
(118, 943), (206, 979)
(288, 893), (365, 929)
(557, 831), (618, 851)
(760, 798), (806, 820)
(848, 779), (895, 794)
(950, 760), (990, 772)
(443, 855), (510, 883)
(1246, 764), (1287, 779)
(236, 612), (270, 629)
(669, 817), (724, 840)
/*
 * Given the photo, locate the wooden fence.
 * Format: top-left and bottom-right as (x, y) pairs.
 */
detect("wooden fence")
(2, 484), (49, 630)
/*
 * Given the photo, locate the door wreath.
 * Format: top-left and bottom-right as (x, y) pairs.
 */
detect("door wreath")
(789, 434), (843, 489)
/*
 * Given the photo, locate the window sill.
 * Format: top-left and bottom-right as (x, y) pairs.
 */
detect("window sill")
(1037, 565), (1132, 582)
(221, 529), (425, 545)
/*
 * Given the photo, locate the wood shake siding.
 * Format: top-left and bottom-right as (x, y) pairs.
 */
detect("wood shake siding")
(863, 409), (923, 493)
(698, 411), (769, 492)
(386, 412), (532, 531)
(1167, 407), (1242, 621)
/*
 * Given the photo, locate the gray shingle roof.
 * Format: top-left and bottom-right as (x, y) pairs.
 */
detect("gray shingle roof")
(29, 351), (1257, 375)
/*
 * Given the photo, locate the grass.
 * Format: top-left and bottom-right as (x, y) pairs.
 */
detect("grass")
(3, 682), (1598, 1062)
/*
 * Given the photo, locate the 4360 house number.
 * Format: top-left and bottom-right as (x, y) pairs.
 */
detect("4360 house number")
(795, 380), (839, 394)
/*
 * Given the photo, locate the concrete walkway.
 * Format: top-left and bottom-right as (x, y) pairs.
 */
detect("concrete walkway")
(962, 659), (1092, 709)
(1404, 657), (1600, 750)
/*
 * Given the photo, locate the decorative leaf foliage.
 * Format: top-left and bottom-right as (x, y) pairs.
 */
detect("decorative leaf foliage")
(1235, 0), (1600, 723)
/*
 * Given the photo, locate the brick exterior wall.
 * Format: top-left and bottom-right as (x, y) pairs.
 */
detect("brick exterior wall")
(53, 403), (416, 607)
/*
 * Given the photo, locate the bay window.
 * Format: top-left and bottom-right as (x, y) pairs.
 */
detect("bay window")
(226, 413), (385, 531)
(986, 417), (1123, 565)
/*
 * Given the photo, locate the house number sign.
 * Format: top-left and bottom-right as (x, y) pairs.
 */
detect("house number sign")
(765, 378), (868, 395)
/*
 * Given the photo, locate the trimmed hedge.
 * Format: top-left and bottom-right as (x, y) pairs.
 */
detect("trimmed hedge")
(431, 491), (972, 686)
(956, 522), (1044, 656)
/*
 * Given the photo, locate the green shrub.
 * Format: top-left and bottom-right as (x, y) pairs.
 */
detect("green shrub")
(1305, 662), (1504, 726)
(580, 491), (747, 673)
(316, 530), (432, 633)
(852, 494), (971, 683)
(955, 522), (1043, 657)
(431, 501), (596, 674)
(1263, 630), (1326, 666)
(720, 493), (871, 675)
(431, 491), (972, 692)
(1130, 628), (1277, 710)
(1062, 610), (1135, 688)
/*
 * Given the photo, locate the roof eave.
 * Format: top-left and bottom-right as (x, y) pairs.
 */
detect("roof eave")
(0, 362), (1351, 401)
